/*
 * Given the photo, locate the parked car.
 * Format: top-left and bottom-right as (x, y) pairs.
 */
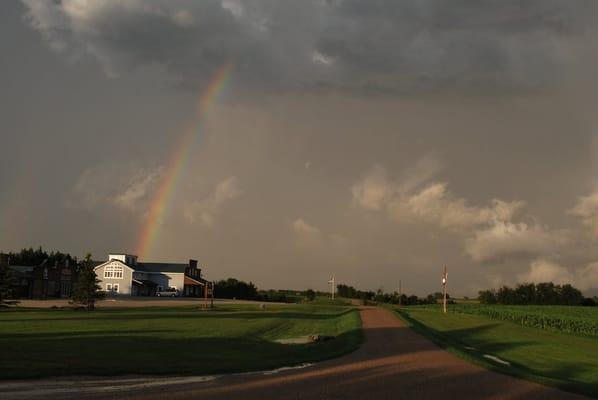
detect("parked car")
(156, 288), (179, 297)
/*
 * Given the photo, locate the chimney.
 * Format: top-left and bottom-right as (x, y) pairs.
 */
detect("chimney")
(189, 259), (198, 269)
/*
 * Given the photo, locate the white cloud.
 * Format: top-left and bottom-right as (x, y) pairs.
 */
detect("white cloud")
(113, 169), (162, 212)
(519, 259), (573, 285)
(70, 163), (162, 213)
(171, 10), (195, 28)
(406, 183), (524, 231)
(290, 219), (351, 251)
(184, 176), (241, 227)
(351, 161), (564, 265)
(351, 165), (395, 211)
(353, 163), (523, 230)
(290, 218), (322, 248)
(291, 218), (320, 236)
(569, 189), (598, 236)
(397, 154), (443, 194)
(311, 51), (334, 66)
(466, 222), (563, 264)
(519, 259), (598, 291)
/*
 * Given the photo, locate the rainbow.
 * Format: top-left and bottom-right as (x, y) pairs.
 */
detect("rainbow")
(136, 61), (234, 259)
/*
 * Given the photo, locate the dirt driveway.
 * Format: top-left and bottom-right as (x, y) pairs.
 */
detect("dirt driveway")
(0, 307), (587, 400)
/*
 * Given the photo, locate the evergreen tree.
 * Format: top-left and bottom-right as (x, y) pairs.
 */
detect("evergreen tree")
(72, 254), (103, 311)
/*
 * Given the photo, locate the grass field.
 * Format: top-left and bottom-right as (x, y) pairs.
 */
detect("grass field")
(395, 306), (598, 398)
(0, 304), (362, 379)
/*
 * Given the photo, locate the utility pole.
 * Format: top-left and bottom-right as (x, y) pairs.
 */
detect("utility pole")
(442, 265), (448, 314)
(328, 276), (335, 300)
(204, 282), (208, 310)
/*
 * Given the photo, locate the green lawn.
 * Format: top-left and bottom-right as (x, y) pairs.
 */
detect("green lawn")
(0, 304), (362, 379)
(395, 306), (598, 398)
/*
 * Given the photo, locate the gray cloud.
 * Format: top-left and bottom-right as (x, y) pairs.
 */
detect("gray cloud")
(20, 0), (598, 93)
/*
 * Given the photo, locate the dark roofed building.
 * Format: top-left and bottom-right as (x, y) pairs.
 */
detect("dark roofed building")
(3, 257), (78, 299)
(93, 254), (210, 297)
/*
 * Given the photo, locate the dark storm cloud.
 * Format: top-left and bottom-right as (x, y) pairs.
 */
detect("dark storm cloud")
(21, 0), (598, 93)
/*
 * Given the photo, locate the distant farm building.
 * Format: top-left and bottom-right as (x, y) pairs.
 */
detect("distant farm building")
(94, 253), (210, 297)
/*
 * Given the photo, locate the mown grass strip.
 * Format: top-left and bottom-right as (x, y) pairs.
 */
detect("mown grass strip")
(393, 306), (598, 398)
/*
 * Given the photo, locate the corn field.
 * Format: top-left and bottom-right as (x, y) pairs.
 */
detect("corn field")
(420, 304), (598, 337)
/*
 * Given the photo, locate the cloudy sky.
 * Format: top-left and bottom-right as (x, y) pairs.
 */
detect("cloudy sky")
(2, 0), (598, 295)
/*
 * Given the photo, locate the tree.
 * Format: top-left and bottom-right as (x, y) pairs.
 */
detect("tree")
(559, 284), (583, 305)
(535, 282), (557, 305)
(0, 263), (13, 304)
(478, 289), (497, 304)
(304, 289), (316, 301)
(515, 283), (536, 305)
(72, 254), (103, 311)
(496, 286), (518, 304)
(6, 247), (76, 267)
(214, 278), (258, 300)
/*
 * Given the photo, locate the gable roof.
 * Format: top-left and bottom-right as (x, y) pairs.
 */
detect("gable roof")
(93, 259), (135, 272)
(134, 263), (187, 273)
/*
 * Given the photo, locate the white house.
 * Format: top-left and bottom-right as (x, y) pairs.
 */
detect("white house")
(94, 253), (208, 296)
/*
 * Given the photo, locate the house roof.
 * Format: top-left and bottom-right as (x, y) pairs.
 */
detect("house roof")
(134, 263), (188, 273)
(184, 276), (207, 286)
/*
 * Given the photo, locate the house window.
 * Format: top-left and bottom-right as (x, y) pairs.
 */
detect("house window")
(104, 265), (124, 279)
(106, 283), (119, 293)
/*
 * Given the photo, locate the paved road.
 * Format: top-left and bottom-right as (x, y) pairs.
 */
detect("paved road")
(1, 307), (587, 400)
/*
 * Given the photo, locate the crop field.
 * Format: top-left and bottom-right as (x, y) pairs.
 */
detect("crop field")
(395, 305), (598, 397)
(421, 304), (598, 336)
(0, 304), (362, 379)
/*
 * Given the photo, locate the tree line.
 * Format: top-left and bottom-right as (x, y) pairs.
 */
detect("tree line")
(478, 282), (589, 305)
(213, 278), (259, 300)
(4, 247), (77, 267)
(337, 284), (451, 305)
(213, 279), (319, 303)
